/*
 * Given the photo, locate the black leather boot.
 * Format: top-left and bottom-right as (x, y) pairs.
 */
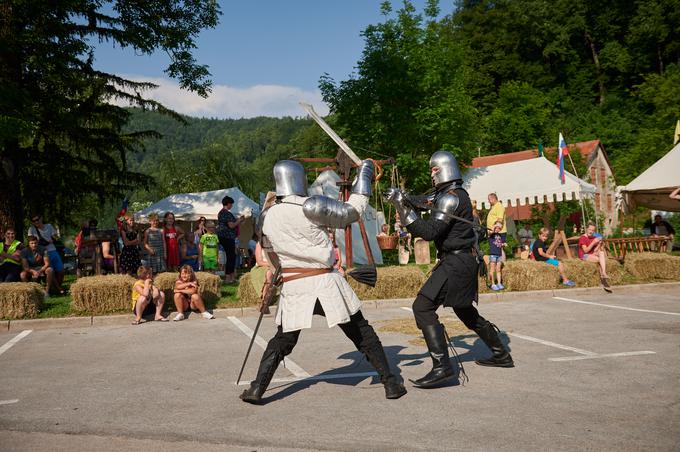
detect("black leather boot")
(410, 323), (456, 388)
(239, 348), (282, 405)
(363, 344), (407, 399)
(474, 320), (514, 367)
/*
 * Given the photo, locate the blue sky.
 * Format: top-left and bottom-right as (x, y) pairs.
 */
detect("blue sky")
(97, 1), (447, 118)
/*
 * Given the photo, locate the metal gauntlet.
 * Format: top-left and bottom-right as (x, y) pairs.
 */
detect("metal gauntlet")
(351, 160), (374, 196)
(302, 195), (360, 229)
(383, 188), (418, 226)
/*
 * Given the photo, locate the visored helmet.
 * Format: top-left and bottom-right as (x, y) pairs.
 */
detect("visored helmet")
(429, 150), (462, 187)
(273, 160), (308, 197)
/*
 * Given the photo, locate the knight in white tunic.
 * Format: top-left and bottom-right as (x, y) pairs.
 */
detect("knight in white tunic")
(240, 159), (407, 404)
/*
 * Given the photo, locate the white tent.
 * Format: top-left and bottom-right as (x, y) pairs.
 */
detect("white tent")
(135, 188), (260, 223)
(617, 142), (680, 212)
(308, 170), (384, 265)
(463, 157), (596, 209)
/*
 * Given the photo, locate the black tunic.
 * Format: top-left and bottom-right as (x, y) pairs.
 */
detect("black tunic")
(406, 184), (478, 308)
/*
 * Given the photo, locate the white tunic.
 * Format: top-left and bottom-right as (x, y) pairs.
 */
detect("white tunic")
(262, 194), (368, 332)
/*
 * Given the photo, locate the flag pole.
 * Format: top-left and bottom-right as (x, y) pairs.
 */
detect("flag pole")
(565, 143), (590, 231)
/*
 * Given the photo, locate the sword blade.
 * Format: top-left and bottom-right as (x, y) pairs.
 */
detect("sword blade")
(236, 310), (265, 385)
(299, 102), (362, 165)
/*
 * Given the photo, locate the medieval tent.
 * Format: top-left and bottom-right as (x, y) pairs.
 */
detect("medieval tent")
(463, 157), (597, 210)
(617, 142), (680, 212)
(135, 188), (260, 223)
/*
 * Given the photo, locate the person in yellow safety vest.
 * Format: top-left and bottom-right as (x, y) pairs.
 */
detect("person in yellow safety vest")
(0, 228), (25, 282)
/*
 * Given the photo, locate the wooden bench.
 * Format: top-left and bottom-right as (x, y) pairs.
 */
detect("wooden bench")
(604, 236), (670, 259)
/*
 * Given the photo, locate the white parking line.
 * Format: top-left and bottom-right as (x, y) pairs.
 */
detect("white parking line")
(549, 351), (656, 362)
(507, 332), (597, 355)
(0, 399), (19, 406)
(227, 317), (310, 379)
(237, 371), (378, 386)
(553, 296), (680, 316)
(0, 330), (32, 357)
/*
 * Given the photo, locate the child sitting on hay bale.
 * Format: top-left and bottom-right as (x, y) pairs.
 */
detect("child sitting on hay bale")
(172, 265), (214, 321)
(532, 228), (575, 287)
(131, 266), (167, 324)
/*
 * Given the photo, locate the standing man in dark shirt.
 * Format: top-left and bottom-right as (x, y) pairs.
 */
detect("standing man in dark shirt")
(385, 150), (514, 390)
(216, 196), (245, 283)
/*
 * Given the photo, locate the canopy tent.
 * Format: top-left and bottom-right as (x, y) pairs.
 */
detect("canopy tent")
(308, 170), (384, 265)
(463, 157), (596, 210)
(135, 188), (260, 223)
(617, 142), (680, 212)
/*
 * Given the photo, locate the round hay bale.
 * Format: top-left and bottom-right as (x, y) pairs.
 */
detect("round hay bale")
(624, 253), (680, 281)
(70, 275), (136, 315)
(0, 282), (44, 319)
(154, 271), (222, 307)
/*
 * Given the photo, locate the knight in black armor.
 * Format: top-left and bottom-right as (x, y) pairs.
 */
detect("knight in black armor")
(384, 150), (513, 389)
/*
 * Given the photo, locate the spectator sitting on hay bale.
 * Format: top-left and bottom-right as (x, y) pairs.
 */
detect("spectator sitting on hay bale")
(131, 266), (167, 324)
(532, 228), (575, 287)
(578, 222), (612, 292)
(20, 236), (60, 296)
(172, 265), (214, 321)
(0, 228), (24, 282)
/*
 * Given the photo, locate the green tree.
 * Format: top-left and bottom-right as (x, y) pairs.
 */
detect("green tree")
(0, 1), (220, 236)
(320, 0), (479, 192)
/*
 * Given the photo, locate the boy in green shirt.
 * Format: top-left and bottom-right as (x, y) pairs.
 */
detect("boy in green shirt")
(199, 222), (219, 272)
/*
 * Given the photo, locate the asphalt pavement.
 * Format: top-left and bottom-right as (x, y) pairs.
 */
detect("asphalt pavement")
(1, 284), (679, 451)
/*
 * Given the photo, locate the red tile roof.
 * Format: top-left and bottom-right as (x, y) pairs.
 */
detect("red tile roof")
(471, 140), (603, 168)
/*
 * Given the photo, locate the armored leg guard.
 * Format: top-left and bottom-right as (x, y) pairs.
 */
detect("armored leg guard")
(474, 320), (514, 368)
(410, 323), (456, 388)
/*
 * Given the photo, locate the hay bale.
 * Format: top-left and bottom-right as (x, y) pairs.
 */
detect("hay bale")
(503, 260), (562, 291)
(562, 258), (625, 287)
(0, 282), (44, 319)
(154, 271), (222, 306)
(71, 275), (136, 315)
(624, 253), (680, 281)
(501, 258), (625, 291)
(237, 271), (260, 307)
(237, 266), (427, 306)
(349, 266), (426, 300)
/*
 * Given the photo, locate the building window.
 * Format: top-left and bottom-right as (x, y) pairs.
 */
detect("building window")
(600, 168), (606, 187)
(590, 167), (596, 183)
(607, 194), (612, 211)
(595, 192), (601, 210)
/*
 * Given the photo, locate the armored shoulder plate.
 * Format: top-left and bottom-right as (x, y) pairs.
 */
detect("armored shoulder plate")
(302, 195), (360, 229)
(432, 192), (459, 221)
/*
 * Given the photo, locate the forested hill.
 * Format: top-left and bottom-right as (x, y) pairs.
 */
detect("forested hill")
(124, 109), (334, 202)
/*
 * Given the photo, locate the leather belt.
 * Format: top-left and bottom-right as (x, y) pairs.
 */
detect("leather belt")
(281, 267), (332, 283)
(440, 248), (473, 257)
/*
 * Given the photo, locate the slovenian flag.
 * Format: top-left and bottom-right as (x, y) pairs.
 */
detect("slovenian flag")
(557, 133), (568, 184)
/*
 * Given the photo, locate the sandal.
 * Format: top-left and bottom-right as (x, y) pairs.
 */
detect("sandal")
(132, 318), (147, 325)
(155, 317), (169, 322)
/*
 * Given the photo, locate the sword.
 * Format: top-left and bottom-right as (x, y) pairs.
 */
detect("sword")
(235, 256), (282, 385)
(299, 102), (362, 166)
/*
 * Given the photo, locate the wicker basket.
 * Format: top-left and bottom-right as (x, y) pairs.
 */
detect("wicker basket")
(376, 234), (398, 250)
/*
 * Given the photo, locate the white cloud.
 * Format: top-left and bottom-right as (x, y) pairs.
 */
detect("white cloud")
(111, 74), (329, 119)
